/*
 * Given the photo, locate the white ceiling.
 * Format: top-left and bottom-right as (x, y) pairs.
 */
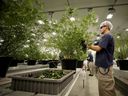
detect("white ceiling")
(42, 0), (128, 34)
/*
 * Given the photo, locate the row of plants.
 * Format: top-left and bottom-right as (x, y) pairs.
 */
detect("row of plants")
(0, 0), (46, 77)
(0, 1), (97, 61)
(0, 0), (98, 77)
(113, 31), (128, 70)
(0, 0), (45, 59)
(46, 8), (97, 60)
(114, 31), (128, 60)
(2, 1), (128, 70)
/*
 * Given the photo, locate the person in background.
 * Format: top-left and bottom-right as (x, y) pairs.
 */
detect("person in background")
(87, 50), (94, 76)
(82, 59), (87, 71)
(88, 21), (116, 96)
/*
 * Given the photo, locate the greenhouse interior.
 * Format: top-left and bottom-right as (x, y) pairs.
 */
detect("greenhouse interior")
(0, 0), (128, 96)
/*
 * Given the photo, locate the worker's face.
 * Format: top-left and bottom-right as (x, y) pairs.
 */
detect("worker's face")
(100, 25), (107, 34)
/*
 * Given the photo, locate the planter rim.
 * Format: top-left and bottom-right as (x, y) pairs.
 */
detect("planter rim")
(11, 70), (75, 83)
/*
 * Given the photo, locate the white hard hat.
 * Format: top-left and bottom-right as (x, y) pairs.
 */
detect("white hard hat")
(100, 21), (113, 31)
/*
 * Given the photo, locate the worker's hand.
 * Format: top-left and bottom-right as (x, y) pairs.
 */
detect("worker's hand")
(87, 44), (91, 49)
(93, 40), (99, 45)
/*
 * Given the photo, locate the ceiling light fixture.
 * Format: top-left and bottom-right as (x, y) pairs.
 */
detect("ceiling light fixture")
(106, 7), (115, 20)
(107, 13), (113, 19)
(116, 36), (120, 39)
(95, 16), (99, 23)
(37, 20), (44, 25)
(125, 28), (128, 31)
(70, 17), (75, 21)
(88, 7), (93, 12)
(52, 32), (57, 35)
(49, 11), (54, 20)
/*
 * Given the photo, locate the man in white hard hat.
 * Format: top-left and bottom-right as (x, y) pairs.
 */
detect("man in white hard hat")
(88, 21), (116, 96)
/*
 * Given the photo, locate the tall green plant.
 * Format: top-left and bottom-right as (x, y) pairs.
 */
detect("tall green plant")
(0, 0), (45, 58)
(114, 32), (128, 59)
(47, 8), (97, 60)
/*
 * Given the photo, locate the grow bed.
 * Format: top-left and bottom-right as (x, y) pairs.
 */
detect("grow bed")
(11, 69), (75, 95)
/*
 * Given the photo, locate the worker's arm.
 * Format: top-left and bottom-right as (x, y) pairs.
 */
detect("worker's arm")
(88, 45), (102, 52)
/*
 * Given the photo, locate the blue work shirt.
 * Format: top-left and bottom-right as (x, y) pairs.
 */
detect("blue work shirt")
(95, 34), (114, 68)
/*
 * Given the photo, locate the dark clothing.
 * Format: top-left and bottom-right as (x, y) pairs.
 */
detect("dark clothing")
(95, 34), (114, 68)
(87, 53), (93, 62)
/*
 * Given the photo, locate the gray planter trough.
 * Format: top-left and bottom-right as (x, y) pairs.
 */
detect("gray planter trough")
(11, 69), (75, 95)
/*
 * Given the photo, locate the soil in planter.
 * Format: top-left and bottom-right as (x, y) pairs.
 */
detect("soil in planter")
(37, 70), (66, 79)
(25, 70), (68, 79)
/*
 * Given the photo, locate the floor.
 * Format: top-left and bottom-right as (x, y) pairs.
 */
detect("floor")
(68, 69), (124, 96)
(69, 69), (99, 96)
